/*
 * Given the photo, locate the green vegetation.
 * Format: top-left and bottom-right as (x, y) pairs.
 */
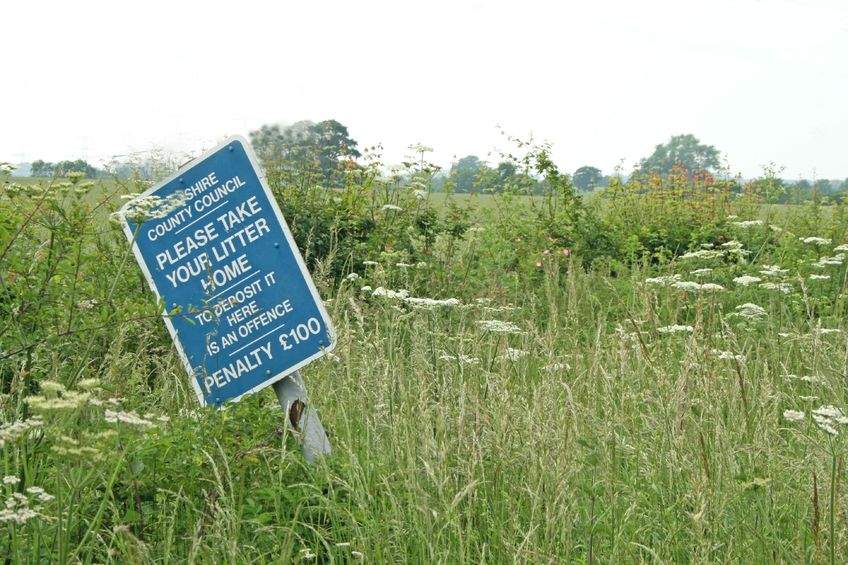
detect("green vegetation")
(638, 134), (721, 177)
(1, 134), (848, 562)
(30, 159), (104, 179)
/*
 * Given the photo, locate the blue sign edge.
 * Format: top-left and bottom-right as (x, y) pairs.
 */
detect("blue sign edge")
(118, 135), (337, 408)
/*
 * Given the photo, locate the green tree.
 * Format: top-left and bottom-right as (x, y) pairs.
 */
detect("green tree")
(639, 134), (720, 176)
(29, 159), (100, 178)
(249, 119), (360, 187)
(448, 155), (487, 193)
(495, 161), (517, 186)
(30, 159), (53, 177)
(572, 166), (603, 192)
(813, 179), (834, 195)
(54, 159), (100, 178)
(312, 120), (361, 181)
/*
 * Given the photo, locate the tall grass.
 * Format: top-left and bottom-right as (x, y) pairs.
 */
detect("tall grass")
(1, 160), (848, 561)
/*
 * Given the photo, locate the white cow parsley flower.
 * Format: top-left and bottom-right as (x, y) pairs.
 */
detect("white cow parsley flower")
(800, 236), (832, 246)
(733, 275), (762, 286)
(657, 325), (694, 334)
(759, 265), (788, 277)
(783, 409), (805, 422)
(477, 319), (523, 334)
(731, 303), (767, 320)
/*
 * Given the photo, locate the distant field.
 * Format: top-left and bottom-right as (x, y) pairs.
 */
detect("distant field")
(5, 177), (839, 224)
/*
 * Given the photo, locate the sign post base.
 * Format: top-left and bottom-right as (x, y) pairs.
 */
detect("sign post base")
(273, 371), (331, 464)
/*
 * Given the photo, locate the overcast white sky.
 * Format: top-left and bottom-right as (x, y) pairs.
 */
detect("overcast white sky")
(2, 0), (847, 178)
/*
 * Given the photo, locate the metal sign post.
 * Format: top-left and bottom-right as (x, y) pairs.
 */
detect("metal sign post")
(119, 136), (336, 463)
(272, 371), (331, 463)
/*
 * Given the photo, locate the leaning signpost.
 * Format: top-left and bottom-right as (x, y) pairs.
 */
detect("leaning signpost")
(119, 136), (334, 462)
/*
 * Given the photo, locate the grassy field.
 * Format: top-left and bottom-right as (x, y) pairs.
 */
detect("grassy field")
(2, 172), (848, 562)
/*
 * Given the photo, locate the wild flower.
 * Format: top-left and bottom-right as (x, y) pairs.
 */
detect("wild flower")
(817, 421), (839, 436)
(0, 483), (53, 524)
(118, 192), (189, 223)
(104, 410), (156, 428)
(26, 390), (90, 411)
(362, 260), (379, 266)
(77, 378), (100, 390)
(439, 353), (480, 365)
(326, 352), (341, 363)
(360, 285), (373, 293)
(759, 264), (788, 277)
(786, 374), (819, 383)
(783, 409), (805, 422)
(477, 319), (523, 334)
(733, 220), (763, 228)
(834, 244), (848, 252)
(733, 275), (762, 286)
(690, 268), (713, 276)
(413, 189), (427, 199)
(680, 249), (723, 260)
(2, 476), (20, 485)
(816, 328), (843, 335)
(24, 486), (53, 503)
(720, 241), (751, 257)
(670, 281), (723, 292)
(345, 273), (360, 281)
(657, 325), (694, 334)
(615, 324), (639, 343)
(503, 348), (528, 360)
(711, 349), (745, 362)
(813, 254), (845, 267)
(404, 297), (461, 309)
(672, 281), (703, 292)
(759, 282), (792, 294)
(482, 305), (518, 313)
(371, 287), (410, 300)
(809, 274), (831, 280)
(812, 405), (848, 435)
(77, 298), (98, 310)
(0, 416), (44, 448)
(731, 303), (767, 320)
(40, 381), (66, 395)
(543, 362), (570, 371)
(800, 236), (832, 246)
(381, 204), (403, 212)
(814, 405), (848, 421)
(0, 504), (39, 524)
(645, 274), (682, 286)
(50, 442), (100, 458)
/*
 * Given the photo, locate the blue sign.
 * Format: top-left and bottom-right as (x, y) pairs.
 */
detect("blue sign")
(121, 136), (335, 407)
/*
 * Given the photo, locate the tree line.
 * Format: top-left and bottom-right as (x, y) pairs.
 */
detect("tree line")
(16, 125), (848, 202)
(29, 159), (104, 178)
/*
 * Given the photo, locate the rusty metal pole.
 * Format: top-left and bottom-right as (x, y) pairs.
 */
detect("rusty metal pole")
(272, 371), (331, 464)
